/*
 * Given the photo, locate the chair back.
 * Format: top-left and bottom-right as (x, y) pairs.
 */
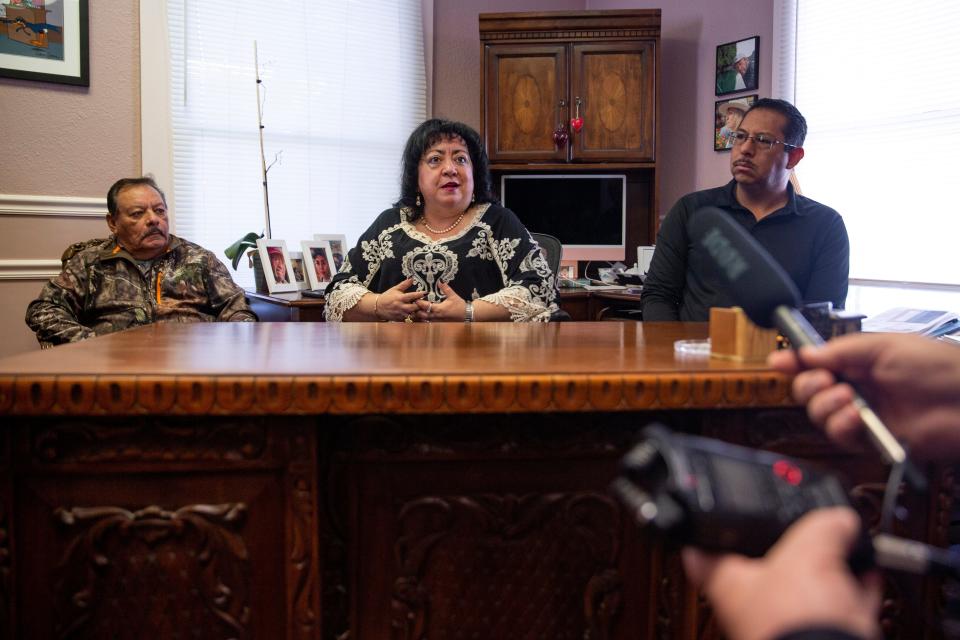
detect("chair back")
(529, 232), (571, 321)
(530, 232), (562, 276)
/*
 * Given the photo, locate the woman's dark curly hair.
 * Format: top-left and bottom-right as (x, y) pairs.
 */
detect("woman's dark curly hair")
(395, 119), (497, 220)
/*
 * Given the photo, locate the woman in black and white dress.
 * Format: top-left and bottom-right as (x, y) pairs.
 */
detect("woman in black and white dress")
(324, 119), (558, 323)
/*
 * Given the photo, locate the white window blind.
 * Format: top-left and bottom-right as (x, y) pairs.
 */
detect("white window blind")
(791, 0), (960, 287)
(166, 0), (427, 287)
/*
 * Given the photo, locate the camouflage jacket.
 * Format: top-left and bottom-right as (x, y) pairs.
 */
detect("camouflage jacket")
(25, 235), (257, 346)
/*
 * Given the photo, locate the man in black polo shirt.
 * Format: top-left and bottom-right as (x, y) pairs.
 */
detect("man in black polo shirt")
(641, 98), (848, 321)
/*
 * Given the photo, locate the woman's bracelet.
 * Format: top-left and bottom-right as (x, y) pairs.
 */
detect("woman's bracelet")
(373, 293), (383, 320)
(464, 300), (474, 323)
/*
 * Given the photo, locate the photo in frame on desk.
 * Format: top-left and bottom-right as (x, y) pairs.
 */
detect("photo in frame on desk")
(313, 234), (347, 272)
(256, 239), (298, 294)
(301, 240), (337, 291)
(288, 251), (310, 290)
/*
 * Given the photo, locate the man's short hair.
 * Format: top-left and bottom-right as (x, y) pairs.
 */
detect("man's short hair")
(107, 176), (167, 216)
(745, 98), (807, 148)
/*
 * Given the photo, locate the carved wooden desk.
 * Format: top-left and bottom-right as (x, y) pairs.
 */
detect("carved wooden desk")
(0, 322), (945, 639)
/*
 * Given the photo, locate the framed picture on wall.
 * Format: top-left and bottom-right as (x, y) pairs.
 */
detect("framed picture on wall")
(715, 36), (758, 96)
(0, 0), (90, 86)
(714, 95), (757, 151)
(256, 239), (298, 294)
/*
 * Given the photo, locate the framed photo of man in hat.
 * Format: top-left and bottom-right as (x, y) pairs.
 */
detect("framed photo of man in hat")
(714, 94), (757, 151)
(716, 36), (759, 96)
(256, 238), (298, 294)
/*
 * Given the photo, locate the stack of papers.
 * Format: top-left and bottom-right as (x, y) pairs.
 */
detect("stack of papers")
(862, 307), (960, 337)
(582, 283), (627, 291)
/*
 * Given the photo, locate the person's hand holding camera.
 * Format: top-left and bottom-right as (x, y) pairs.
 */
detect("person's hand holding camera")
(683, 507), (883, 640)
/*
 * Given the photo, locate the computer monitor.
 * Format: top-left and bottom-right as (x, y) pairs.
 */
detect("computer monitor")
(500, 174), (626, 261)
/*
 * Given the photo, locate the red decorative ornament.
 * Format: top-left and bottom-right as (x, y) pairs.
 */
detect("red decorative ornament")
(570, 97), (584, 132)
(553, 124), (569, 149)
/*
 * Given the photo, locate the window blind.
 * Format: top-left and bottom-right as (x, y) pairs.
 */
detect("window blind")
(792, 0), (960, 286)
(166, 0), (427, 287)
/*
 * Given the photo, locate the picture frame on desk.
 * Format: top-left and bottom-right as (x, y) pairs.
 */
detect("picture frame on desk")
(313, 234), (347, 272)
(256, 239), (298, 294)
(288, 251), (310, 290)
(301, 240), (337, 291)
(0, 0), (89, 86)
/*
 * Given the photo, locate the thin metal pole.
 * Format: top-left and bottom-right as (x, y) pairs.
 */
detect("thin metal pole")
(254, 41), (272, 239)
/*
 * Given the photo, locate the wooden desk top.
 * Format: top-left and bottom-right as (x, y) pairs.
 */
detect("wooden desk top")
(0, 322), (792, 416)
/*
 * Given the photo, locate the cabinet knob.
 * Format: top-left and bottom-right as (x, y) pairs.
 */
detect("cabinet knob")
(554, 100), (569, 149)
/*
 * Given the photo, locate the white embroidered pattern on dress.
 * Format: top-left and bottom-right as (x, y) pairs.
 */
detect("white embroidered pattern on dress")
(520, 247), (551, 278)
(467, 231), (493, 260)
(359, 225), (405, 289)
(402, 244), (459, 302)
(493, 237), (520, 264)
(326, 203), (558, 322)
(480, 286), (551, 322)
(324, 280), (368, 321)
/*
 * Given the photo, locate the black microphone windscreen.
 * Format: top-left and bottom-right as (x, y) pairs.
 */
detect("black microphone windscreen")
(688, 206), (801, 328)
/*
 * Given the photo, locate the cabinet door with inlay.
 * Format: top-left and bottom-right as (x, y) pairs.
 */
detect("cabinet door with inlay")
(484, 44), (568, 162)
(571, 41), (656, 162)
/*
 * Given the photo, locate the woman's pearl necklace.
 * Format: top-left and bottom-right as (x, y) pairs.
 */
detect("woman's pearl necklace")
(421, 211), (465, 235)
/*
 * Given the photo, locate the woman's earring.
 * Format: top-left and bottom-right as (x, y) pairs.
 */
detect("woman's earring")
(416, 193), (422, 207)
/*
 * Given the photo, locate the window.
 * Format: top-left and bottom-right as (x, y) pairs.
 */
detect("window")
(146, 0), (427, 288)
(778, 0), (960, 314)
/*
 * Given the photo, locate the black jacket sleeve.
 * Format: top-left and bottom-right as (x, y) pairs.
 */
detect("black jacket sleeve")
(802, 213), (850, 309)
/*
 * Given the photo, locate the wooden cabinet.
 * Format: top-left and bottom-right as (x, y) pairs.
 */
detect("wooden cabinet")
(481, 11), (659, 165)
(480, 11), (662, 249)
(483, 44), (567, 162)
(572, 42), (656, 161)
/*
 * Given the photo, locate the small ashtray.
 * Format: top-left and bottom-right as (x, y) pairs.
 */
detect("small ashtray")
(674, 338), (711, 359)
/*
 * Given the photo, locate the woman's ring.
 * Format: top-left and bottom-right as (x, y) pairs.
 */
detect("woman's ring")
(427, 302), (433, 314)
(404, 315), (413, 323)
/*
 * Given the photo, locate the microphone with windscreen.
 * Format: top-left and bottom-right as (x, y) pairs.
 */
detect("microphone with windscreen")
(689, 206), (925, 491)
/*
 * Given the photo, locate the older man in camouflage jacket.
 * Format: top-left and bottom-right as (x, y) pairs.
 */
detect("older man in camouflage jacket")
(26, 176), (256, 346)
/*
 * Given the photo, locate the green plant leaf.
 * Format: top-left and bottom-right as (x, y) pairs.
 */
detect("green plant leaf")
(224, 232), (263, 270)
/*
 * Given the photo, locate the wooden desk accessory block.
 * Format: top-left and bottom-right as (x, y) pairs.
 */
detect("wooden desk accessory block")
(709, 306), (779, 362)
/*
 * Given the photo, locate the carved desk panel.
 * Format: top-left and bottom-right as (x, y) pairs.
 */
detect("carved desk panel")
(0, 323), (946, 639)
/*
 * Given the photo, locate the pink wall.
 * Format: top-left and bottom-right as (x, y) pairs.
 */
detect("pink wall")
(431, 0), (774, 219)
(0, 1), (140, 195)
(0, 1), (140, 358)
(432, 0), (584, 126)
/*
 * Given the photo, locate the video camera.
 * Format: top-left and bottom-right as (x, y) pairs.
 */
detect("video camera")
(612, 424), (960, 578)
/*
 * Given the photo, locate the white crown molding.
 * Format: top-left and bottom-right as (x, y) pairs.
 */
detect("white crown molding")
(0, 194), (106, 218)
(0, 259), (61, 281)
